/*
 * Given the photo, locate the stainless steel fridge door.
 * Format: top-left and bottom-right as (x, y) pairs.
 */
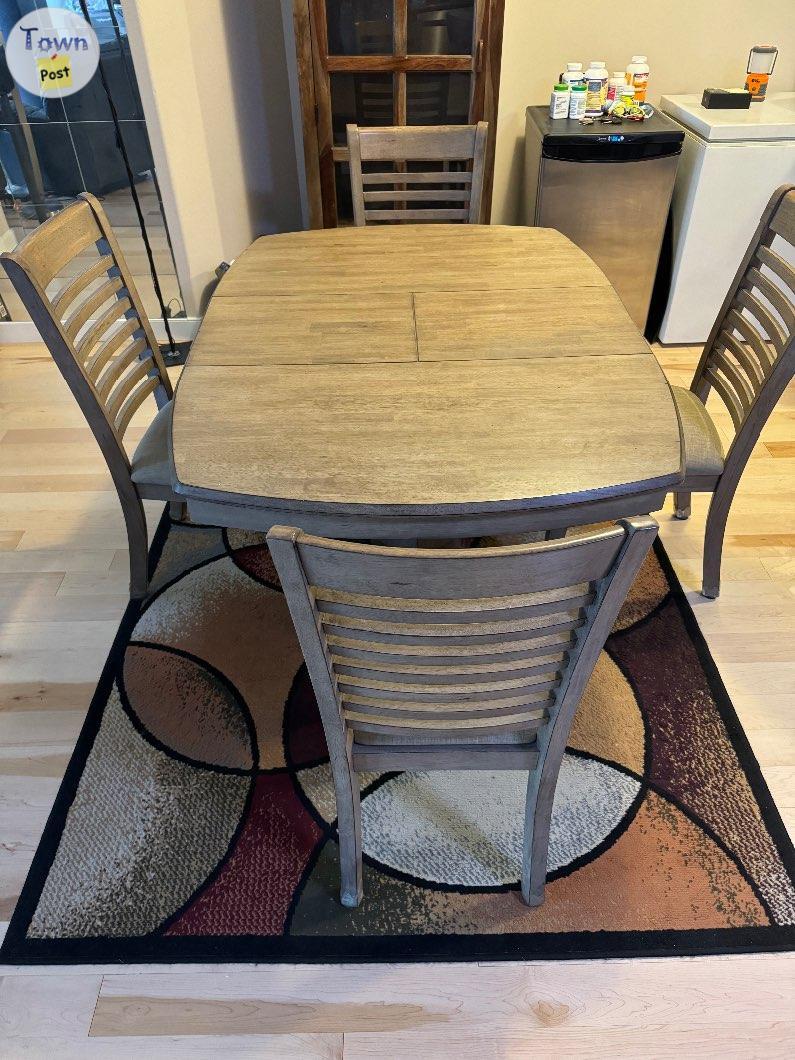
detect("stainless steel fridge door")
(536, 154), (679, 330)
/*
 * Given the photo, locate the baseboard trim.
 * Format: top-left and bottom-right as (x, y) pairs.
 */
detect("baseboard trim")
(0, 317), (201, 343)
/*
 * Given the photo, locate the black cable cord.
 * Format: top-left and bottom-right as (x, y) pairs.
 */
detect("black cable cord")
(102, 0), (137, 100)
(101, 1), (183, 332)
(77, 0), (177, 355)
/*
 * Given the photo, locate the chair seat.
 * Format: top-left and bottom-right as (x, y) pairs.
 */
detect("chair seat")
(130, 399), (174, 487)
(672, 386), (725, 479)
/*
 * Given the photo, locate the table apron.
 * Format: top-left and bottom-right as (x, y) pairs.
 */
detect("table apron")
(183, 488), (671, 539)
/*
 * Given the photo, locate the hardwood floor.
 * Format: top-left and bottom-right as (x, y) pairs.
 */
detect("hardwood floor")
(0, 341), (793, 1058)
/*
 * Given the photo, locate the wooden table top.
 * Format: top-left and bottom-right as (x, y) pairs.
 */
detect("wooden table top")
(173, 225), (682, 532)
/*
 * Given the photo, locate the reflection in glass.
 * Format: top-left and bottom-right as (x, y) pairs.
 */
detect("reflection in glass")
(330, 73), (393, 145)
(326, 0), (392, 55)
(407, 0), (475, 55)
(0, 0), (183, 323)
(407, 73), (470, 125)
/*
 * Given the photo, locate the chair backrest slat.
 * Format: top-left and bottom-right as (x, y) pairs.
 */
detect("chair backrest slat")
(347, 122), (488, 226)
(721, 310), (774, 378)
(695, 185), (795, 456)
(11, 200), (104, 287)
(86, 317), (140, 381)
(292, 527), (625, 597)
(355, 125), (483, 162)
(96, 338), (150, 401)
(744, 266), (795, 336)
(363, 171), (473, 186)
(114, 376), (160, 439)
(107, 355), (156, 422)
(64, 275), (124, 342)
(735, 288), (788, 353)
(717, 323), (766, 387)
(327, 632), (577, 664)
(755, 244), (795, 299)
(268, 519), (657, 750)
(1, 193), (172, 471)
(53, 254), (115, 316)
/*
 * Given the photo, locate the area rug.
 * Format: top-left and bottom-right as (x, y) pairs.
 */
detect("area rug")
(3, 516), (794, 964)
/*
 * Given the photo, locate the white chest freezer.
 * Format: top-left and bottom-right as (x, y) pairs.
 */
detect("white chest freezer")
(659, 92), (795, 344)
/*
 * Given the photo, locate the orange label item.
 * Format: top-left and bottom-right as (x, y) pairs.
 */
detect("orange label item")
(629, 72), (649, 102)
(745, 72), (770, 101)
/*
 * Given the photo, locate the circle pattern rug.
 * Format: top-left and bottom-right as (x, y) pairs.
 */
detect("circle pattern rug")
(3, 517), (794, 964)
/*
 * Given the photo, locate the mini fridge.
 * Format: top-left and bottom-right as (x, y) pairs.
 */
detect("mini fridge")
(659, 92), (795, 344)
(524, 106), (684, 332)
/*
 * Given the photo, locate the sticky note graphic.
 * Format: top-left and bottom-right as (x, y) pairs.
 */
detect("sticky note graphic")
(37, 53), (72, 91)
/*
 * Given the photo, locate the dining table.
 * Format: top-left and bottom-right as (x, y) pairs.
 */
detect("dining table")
(171, 224), (684, 538)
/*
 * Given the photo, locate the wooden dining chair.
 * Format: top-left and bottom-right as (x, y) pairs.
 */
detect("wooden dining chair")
(268, 517), (657, 908)
(1, 192), (182, 600)
(346, 122), (488, 226)
(671, 184), (795, 598)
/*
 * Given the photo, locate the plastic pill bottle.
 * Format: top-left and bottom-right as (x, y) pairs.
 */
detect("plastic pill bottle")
(607, 72), (626, 102)
(584, 61), (608, 116)
(561, 62), (585, 88)
(626, 55), (650, 102)
(568, 83), (587, 119)
(549, 83), (569, 119)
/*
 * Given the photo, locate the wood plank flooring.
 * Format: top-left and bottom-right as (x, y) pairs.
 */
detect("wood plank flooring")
(0, 341), (793, 1057)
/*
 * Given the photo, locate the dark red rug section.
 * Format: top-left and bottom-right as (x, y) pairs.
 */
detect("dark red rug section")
(165, 773), (323, 937)
(285, 665), (329, 768)
(611, 599), (773, 857)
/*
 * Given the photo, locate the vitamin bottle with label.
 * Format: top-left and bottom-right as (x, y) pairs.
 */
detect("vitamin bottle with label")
(626, 55), (650, 102)
(607, 72), (626, 103)
(549, 83), (569, 119)
(584, 60), (608, 116)
(561, 62), (585, 88)
(569, 83), (587, 119)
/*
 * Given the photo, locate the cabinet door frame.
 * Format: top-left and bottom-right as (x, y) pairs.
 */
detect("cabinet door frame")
(290, 0), (504, 228)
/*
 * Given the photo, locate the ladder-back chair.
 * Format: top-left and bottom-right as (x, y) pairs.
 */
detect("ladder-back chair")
(268, 517), (658, 908)
(347, 122), (488, 226)
(671, 184), (795, 597)
(1, 192), (182, 599)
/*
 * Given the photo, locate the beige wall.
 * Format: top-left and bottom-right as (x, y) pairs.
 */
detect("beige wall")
(493, 0), (795, 225)
(126, 0), (302, 315)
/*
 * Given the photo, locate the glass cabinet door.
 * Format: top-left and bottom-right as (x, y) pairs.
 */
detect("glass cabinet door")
(407, 1), (475, 55)
(295, 0), (504, 226)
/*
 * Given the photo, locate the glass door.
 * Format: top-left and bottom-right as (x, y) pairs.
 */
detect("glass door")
(293, 1), (504, 226)
(0, 1), (184, 334)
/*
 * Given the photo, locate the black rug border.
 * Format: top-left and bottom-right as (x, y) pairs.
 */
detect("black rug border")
(2, 520), (794, 966)
(652, 539), (795, 888)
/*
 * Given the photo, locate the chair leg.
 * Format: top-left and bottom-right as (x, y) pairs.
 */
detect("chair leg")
(123, 493), (150, 600)
(702, 488), (731, 599)
(332, 756), (363, 908)
(169, 500), (188, 522)
(521, 768), (555, 906)
(673, 491), (691, 519)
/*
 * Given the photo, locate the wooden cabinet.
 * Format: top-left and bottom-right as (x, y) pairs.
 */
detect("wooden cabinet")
(290, 1), (504, 226)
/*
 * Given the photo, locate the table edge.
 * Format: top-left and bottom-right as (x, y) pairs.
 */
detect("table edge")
(171, 466), (684, 517)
